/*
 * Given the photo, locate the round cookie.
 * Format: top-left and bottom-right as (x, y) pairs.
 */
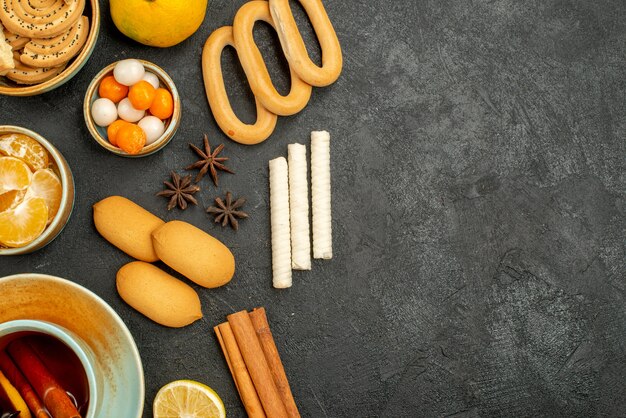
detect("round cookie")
(20, 16), (89, 68)
(5, 57), (65, 84)
(3, 29), (29, 49)
(0, 0), (85, 38)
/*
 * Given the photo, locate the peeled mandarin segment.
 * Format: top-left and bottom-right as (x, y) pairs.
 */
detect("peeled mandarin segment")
(0, 156), (33, 193)
(0, 197), (48, 247)
(0, 134), (49, 171)
(24, 168), (62, 223)
(0, 189), (26, 212)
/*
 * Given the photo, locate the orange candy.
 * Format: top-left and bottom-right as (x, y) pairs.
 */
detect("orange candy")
(99, 76), (129, 103)
(128, 81), (156, 111)
(106, 119), (130, 147)
(149, 88), (174, 120)
(116, 124), (146, 154)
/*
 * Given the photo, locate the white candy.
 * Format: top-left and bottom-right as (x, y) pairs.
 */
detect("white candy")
(113, 59), (145, 86)
(91, 98), (118, 127)
(117, 98), (145, 123)
(311, 131), (332, 259)
(142, 72), (160, 89)
(288, 143), (311, 270)
(138, 116), (165, 145)
(269, 157), (292, 288)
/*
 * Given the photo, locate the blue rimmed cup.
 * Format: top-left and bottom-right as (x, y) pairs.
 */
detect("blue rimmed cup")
(0, 274), (144, 417)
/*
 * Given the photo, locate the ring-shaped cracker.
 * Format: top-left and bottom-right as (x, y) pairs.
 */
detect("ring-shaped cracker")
(202, 26), (277, 145)
(269, 0), (342, 87)
(232, 0), (312, 116)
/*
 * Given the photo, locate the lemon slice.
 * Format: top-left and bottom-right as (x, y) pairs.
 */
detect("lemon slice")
(0, 370), (30, 418)
(153, 380), (226, 418)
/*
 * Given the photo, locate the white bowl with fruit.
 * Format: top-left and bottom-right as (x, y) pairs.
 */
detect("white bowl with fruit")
(83, 59), (181, 157)
(0, 126), (75, 255)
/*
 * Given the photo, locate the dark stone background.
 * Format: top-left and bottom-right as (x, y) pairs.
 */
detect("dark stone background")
(1, 0), (625, 416)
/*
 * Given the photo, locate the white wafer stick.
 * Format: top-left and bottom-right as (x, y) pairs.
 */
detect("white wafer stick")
(269, 157), (292, 288)
(288, 143), (311, 270)
(311, 131), (332, 259)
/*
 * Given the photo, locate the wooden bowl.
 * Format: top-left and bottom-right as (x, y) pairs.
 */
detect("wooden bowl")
(0, 126), (75, 255)
(83, 60), (181, 157)
(0, 0), (100, 96)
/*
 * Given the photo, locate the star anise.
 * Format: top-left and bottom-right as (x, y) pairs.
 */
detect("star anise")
(156, 171), (200, 210)
(186, 134), (234, 185)
(207, 192), (249, 230)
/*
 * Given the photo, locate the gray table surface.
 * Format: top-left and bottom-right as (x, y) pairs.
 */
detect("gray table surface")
(1, 0), (625, 417)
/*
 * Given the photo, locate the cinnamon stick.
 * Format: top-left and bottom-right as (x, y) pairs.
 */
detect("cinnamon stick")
(227, 311), (288, 418)
(215, 324), (265, 418)
(214, 326), (236, 391)
(0, 351), (49, 418)
(7, 340), (79, 418)
(249, 308), (300, 418)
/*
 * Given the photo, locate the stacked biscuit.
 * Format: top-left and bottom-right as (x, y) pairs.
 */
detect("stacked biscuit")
(0, 0), (89, 84)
